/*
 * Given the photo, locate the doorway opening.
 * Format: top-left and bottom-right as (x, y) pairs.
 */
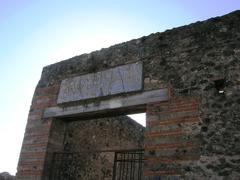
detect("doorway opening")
(50, 112), (146, 180)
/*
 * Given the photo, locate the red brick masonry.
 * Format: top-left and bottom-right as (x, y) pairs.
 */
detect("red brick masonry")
(16, 85), (59, 180)
(144, 96), (201, 178)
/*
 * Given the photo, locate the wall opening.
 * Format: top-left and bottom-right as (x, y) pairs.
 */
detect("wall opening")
(127, 113), (146, 127)
(214, 78), (225, 94)
(50, 113), (146, 180)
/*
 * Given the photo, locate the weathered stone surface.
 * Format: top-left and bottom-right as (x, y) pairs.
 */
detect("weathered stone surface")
(44, 89), (168, 118)
(57, 62), (143, 103)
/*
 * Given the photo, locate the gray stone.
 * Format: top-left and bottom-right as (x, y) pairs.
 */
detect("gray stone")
(44, 88), (168, 118)
(57, 62), (143, 103)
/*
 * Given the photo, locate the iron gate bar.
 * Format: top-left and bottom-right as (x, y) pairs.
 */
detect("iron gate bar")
(112, 149), (144, 180)
(138, 152), (143, 179)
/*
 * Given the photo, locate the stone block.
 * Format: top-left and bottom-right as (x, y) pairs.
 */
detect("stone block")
(57, 62), (143, 103)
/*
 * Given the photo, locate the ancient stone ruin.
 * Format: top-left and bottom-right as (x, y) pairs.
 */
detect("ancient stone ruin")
(17, 11), (240, 179)
(0, 172), (15, 180)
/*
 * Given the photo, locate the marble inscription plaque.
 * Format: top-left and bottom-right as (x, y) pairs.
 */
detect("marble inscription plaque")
(57, 62), (143, 104)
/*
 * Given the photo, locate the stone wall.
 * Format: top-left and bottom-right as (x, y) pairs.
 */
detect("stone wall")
(64, 116), (144, 152)
(61, 116), (144, 179)
(17, 10), (240, 180)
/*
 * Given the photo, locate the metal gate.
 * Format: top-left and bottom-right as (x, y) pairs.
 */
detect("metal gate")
(112, 149), (144, 180)
(50, 149), (144, 180)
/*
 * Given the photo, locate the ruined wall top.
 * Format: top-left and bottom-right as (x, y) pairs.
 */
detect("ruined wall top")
(38, 10), (240, 89)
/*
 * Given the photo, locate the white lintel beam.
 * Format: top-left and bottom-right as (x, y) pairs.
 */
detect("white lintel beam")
(43, 88), (169, 119)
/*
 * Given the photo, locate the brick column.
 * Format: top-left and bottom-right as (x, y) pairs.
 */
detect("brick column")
(16, 85), (60, 180)
(144, 97), (201, 179)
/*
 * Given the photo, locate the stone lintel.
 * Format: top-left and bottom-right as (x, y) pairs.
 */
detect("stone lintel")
(44, 88), (169, 119)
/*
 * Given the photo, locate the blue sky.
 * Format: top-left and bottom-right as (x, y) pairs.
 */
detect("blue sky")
(0, 0), (240, 175)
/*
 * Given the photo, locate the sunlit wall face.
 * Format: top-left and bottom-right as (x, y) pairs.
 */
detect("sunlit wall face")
(0, 0), (240, 175)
